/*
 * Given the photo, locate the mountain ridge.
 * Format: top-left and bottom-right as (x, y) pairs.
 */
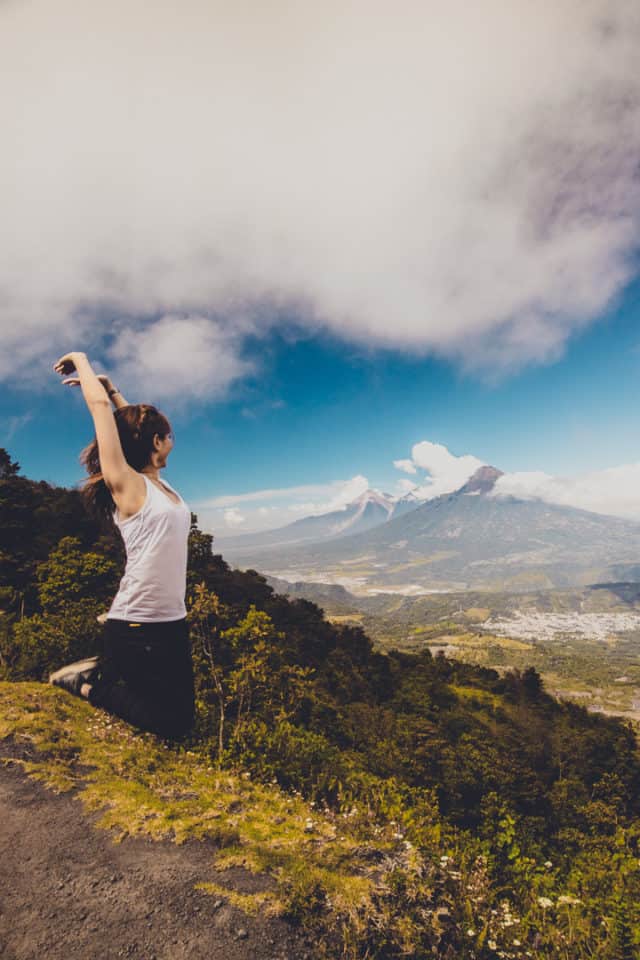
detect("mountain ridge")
(219, 466), (640, 591)
(216, 486), (401, 551)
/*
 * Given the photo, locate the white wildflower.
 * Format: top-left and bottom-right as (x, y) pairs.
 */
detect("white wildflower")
(557, 895), (582, 906)
(537, 896), (554, 909)
(466, 928), (475, 936)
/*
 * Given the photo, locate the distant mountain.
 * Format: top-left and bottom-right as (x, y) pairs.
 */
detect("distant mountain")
(458, 465), (504, 494)
(216, 488), (399, 554)
(390, 490), (425, 519)
(220, 466), (640, 592)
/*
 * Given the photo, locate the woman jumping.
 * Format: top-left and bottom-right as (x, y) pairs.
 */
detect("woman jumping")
(48, 351), (195, 740)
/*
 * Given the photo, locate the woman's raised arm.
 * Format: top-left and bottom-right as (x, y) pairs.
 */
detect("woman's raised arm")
(53, 352), (136, 495)
(61, 370), (130, 410)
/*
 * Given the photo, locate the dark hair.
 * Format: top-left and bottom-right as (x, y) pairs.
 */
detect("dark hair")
(80, 404), (172, 520)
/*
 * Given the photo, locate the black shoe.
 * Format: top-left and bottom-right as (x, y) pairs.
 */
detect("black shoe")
(49, 656), (101, 697)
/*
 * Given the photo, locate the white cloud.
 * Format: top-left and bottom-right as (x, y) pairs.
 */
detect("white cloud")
(223, 508), (246, 528)
(2, 0), (639, 392)
(200, 440), (640, 537)
(393, 459), (417, 475)
(1, 412), (33, 443)
(396, 478), (419, 496)
(199, 474), (370, 534)
(396, 441), (640, 519)
(403, 441), (485, 500)
(493, 465), (640, 520)
(317, 475), (370, 513)
(400, 440), (640, 519)
(203, 475), (368, 510)
(107, 314), (252, 404)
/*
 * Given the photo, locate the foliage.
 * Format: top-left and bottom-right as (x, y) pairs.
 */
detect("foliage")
(3, 448), (640, 958)
(36, 536), (119, 612)
(7, 600), (105, 681)
(609, 893), (637, 960)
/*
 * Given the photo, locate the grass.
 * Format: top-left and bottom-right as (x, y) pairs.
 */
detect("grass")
(449, 684), (503, 709)
(463, 607), (491, 622)
(0, 681), (397, 933)
(423, 631), (533, 652)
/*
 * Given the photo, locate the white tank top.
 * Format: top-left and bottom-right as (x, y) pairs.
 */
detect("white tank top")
(108, 474), (191, 623)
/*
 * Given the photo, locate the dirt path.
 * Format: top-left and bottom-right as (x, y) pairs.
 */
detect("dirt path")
(0, 761), (315, 960)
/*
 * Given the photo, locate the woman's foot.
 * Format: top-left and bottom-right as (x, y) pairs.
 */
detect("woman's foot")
(49, 657), (101, 698)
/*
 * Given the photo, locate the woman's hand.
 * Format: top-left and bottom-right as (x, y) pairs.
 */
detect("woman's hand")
(53, 352), (123, 413)
(62, 373), (112, 392)
(53, 351), (88, 377)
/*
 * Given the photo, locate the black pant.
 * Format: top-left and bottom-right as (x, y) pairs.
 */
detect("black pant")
(89, 618), (195, 740)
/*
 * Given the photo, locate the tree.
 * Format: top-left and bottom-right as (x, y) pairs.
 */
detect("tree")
(36, 537), (119, 612)
(8, 599), (104, 680)
(188, 582), (228, 763)
(0, 448), (20, 479)
(225, 607), (313, 735)
(522, 665), (544, 700)
(609, 894), (636, 960)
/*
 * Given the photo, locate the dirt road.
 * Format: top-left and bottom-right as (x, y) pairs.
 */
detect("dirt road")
(0, 760), (314, 960)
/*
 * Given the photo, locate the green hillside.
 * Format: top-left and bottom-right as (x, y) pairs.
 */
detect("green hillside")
(3, 448), (640, 959)
(275, 580), (640, 725)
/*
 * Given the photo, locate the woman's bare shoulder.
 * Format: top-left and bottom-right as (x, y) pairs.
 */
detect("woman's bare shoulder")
(111, 470), (147, 520)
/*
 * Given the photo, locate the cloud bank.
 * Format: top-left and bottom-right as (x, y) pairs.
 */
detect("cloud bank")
(2, 0), (640, 398)
(396, 439), (640, 521)
(199, 475), (370, 533)
(203, 439), (640, 537)
(395, 441), (486, 499)
(493, 465), (640, 521)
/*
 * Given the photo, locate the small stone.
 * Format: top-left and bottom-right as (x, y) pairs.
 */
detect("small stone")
(235, 927), (249, 940)
(213, 899), (224, 909)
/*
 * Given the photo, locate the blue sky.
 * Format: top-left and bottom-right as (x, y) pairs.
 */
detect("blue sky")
(2, 2), (640, 534)
(2, 275), (640, 534)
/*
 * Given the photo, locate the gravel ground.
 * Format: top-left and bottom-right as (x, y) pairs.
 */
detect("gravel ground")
(0, 758), (317, 960)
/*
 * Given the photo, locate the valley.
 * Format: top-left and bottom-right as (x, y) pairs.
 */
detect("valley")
(267, 577), (640, 728)
(221, 465), (640, 728)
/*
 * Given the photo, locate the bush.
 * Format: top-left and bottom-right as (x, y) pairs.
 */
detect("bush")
(8, 598), (105, 680)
